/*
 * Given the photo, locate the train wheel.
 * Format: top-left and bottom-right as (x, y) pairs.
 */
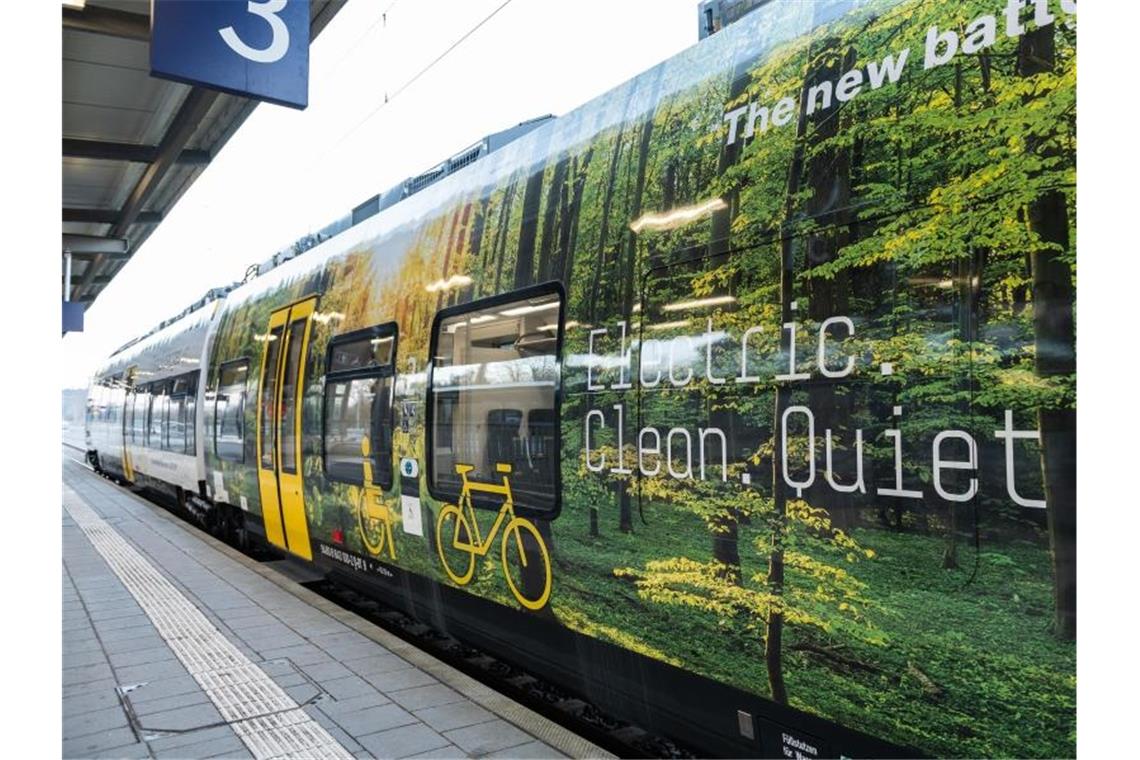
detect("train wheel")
(501, 517), (551, 611)
(436, 504), (476, 585)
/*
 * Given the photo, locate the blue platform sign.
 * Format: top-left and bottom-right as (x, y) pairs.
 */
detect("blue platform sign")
(63, 301), (85, 333)
(151, 0), (310, 109)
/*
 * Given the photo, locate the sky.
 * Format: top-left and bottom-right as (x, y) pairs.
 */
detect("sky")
(62, 0), (699, 388)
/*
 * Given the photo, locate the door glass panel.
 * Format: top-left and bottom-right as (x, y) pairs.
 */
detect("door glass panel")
(279, 318), (307, 474)
(259, 326), (284, 469)
(185, 373), (197, 455)
(216, 360), (248, 462)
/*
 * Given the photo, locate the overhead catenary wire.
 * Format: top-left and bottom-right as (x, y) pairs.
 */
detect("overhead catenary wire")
(384, 0), (513, 104)
(322, 0), (401, 82)
(323, 0), (517, 159)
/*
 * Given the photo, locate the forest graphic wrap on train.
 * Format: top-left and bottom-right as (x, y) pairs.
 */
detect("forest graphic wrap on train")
(117, 1), (1076, 757)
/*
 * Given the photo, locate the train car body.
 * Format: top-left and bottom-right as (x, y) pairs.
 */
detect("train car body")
(87, 1), (1077, 756)
(87, 303), (213, 497)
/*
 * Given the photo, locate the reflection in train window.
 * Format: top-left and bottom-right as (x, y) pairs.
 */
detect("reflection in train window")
(323, 324), (397, 488)
(148, 382), (167, 448)
(215, 360), (249, 462)
(428, 286), (563, 513)
(131, 390), (147, 443)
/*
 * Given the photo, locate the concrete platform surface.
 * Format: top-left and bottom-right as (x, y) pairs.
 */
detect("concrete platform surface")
(62, 455), (611, 760)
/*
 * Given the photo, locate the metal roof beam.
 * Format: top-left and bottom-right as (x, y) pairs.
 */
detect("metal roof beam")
(74, 87), (219, 300)
(64, 208), (163, 225)
(65, 272), (113, 286)
(63, 234), (128, 256)
(67, 1), (347, 304)
(62, 5), (149, 42)
(64, 139), (210, 166)
(111, 88), (218, 239)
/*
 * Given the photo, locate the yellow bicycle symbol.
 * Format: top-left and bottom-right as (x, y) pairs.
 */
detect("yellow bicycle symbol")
(357, 436), (396, 560)
(436, 463), (552, 611)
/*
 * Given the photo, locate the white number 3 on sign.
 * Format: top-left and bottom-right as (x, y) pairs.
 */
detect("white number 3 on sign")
(219, 0), (290, 64)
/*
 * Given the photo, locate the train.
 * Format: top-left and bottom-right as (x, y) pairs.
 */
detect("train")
(85, 1), (1077, 756)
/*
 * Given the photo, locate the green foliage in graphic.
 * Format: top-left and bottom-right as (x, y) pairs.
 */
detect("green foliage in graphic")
(193, 1), (1076, 756)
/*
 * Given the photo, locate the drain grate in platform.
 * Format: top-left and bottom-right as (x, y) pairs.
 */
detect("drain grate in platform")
(64, 493), (352, 759)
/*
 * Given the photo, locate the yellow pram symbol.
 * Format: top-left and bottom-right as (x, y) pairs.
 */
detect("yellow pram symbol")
(357, 436), (397, 560)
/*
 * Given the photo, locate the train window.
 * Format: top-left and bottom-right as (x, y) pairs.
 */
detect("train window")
(131, 389), (147, 443)
(259, 325), (285, 469)
(428, 285), (564, 514)
(124, 388), (134, 438)
(279, 318), (307, 474)
(167, 376), (188, 453)
(215, 360), (249, 462)
(182, 373), (197, 455)
(148, 382), (167, 448)
(323, 324), (397, 488)
(162, 383), (178, 452)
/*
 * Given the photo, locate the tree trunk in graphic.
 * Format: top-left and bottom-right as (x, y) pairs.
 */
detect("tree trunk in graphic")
(941, 63), (967, 570)
(801, 41), (857, 533)
(435, 207), (465, 313)
(709, 59), (748, 253)
(471, 197), (490, 253)
(617, 77), (665, 536)
(490, 182), (517, 295)
(767, 14), (841, 700)
(558, 148), (595, 284)
(662, 159), (676, 210)
(538, 155), (570, 283)
(1020, 24), (1076, 640)
(712, 406), (743, 583)
(617, 482), (632, 533)
(515, 207), (557, 619)
(588, 127), (626, 323)
(514, 168), (546, 288)
(470, 195), (490, 277)
(708, 51), (751, 582)
(620, 75), (663, 315)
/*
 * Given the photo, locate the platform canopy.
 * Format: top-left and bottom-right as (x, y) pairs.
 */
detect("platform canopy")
(62, 0), (345, 322)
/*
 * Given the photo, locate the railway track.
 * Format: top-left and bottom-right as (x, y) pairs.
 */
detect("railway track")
(300, 578), (697, 759)
(66, 446), (696, 759)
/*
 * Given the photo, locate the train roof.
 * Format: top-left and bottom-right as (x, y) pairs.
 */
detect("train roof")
(111, 114), (556, 360)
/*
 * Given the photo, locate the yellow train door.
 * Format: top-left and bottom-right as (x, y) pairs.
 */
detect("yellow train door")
(121, 367), (137, 482)
(255, 298), (317, 559)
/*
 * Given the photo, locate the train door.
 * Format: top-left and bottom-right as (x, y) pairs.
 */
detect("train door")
(121, 367), (137, 481)
(256, 298), (317, 560)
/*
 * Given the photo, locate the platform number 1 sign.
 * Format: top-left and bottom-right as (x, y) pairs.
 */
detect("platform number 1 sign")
(151, 0), (310, 109)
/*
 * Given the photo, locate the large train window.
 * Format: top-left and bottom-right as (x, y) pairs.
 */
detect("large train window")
(148, 381), (167, 448)
(131, 390), (147, 443)
(124, 387), (135, 440)
(183, 373), (197, 455)
(278, 318), (308, 473)
(428, 284), (564, 514)
(166, 376), (190, 453)
(323, 324), (397, 488)
(258, 324), (285, 468)
(215, 359), (249, 462)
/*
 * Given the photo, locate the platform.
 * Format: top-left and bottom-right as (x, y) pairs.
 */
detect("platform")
(62, 454), (609, 760)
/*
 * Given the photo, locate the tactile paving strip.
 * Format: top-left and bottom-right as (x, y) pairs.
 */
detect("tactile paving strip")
(64, 493), (353, 760)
